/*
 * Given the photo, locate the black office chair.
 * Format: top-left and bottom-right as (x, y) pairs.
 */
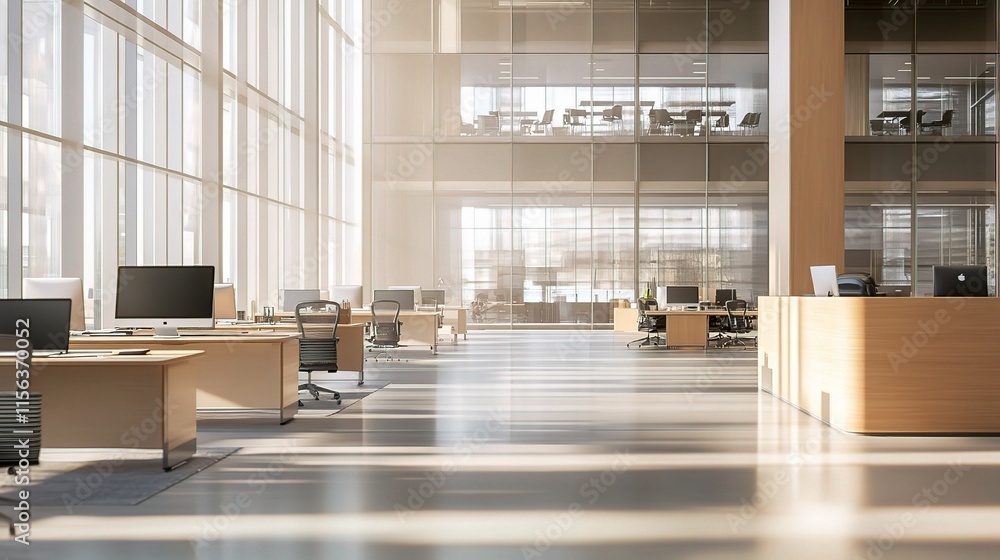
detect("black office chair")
(1, 335), (41, 536)
(627, 298), (666, 348)
(899, 110), (925, 135)
(367, 300), (403, 361)
(720, 299), (754, 348)
(920, 109), (953, 135)
(294, 300), (343, 405)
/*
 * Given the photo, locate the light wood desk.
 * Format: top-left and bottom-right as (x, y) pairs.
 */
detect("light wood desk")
(71, 333), (300, 424)
(0, 350), (202, 470)
(759, 296), (1000, 434)
(442, 307), (468, 341)
(646, 309), (757, 348)
(213, 322), (366, 380)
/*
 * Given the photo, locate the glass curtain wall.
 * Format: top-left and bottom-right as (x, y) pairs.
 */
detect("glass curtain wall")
(845, 0), (998, 296)
(0, 1), (362, 326)
(367, 0), (770, 327)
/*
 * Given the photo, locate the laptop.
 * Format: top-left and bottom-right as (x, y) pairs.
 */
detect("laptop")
(0, 299), (112, 357)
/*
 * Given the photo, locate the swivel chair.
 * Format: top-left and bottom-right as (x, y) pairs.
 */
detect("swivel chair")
(720, 299), (754, 348)
(367, 300), (403, 361)
(295, 300), (343, 405)
(627, 298), (666, 348)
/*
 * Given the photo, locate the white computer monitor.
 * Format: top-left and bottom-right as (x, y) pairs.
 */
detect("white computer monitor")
(810, 265), (840, 297)
(24, 277), (86, 331)
(374, 289), (416, 311)
(282, 289), (329, 312)
(388, 286), (422, 311)
(329, 285), (364, 308)
(114, 266), (216, 337)
(214, 283), (238, 320)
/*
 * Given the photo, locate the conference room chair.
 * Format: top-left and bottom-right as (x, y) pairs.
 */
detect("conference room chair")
(870, 119), (888, 136)
(899, 110), (926, 135)
(684, 109), (704, 135)
(720, 299), (754, 348)
(627, 297), (666, 349)
(563, 109), (588, 135)
(601, 104), (624, 133)
(737, 112), (756, 135)
(713, 113), (730, 134)
(648, 109), (675, 135)
(367, 299), (403, 361)
(524, 109), (555, 135)
(0, 335), (41, 536)
(294, 300), (343, 405)
(920, 109), (953, 135)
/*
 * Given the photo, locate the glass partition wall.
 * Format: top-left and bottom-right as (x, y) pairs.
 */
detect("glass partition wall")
(368, 1), (770, 326)
(845, 0), (999, 296)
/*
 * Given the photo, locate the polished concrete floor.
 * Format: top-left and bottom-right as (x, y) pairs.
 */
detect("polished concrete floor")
(5, 331), (1000, 559)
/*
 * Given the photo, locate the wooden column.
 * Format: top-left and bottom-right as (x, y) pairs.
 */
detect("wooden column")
(768, 0), (845, 296)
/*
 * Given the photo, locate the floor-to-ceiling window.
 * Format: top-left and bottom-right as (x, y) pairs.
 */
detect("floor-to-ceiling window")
(0, 0), (361, 326)
(845, 0), (998, 296)
(367, 0), (770, 326)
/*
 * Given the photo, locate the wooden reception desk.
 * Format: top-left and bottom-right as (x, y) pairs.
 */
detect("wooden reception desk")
(758, 296), (1000, 434)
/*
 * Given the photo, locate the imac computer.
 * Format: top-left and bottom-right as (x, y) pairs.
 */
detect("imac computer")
(374, 289), (415, 311)
(388, 286), (422, 311)
(329, 285), (364, 308)
(282, 289), (329, 312)
(422, 289), (446, 307)
(714, 289), (737, 307)
(664, 286), (700, 308)
(115, 266), (216, 337)
(810, 265), (839, 297)
(23, 277), (86, 331)
(214, 283), (238, 320)
(932, 265), (989, 297)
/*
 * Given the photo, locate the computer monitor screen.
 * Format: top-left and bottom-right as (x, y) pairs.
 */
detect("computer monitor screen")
(810, 265), (839, 297)
(422, 289), (446, 306)
(115, 266), (216, 337)
(388, 286), (422, 311)
(0, 299), (72, 351)
(214, 283), (238, 320)
(329, 285), (364, 308)
(374, 289), (415, 311)
(933, 265), (989, 297)
(282, 289), (328, 312)
(714, 289), (736, 307)
(665, 286), (700, 306)
(23, 277), (86, 331)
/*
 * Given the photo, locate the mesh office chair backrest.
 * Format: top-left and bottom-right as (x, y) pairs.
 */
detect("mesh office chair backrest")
(725, 299), (751, 332)
(370, 300), (402, 347)
(294, 300), (340, 371)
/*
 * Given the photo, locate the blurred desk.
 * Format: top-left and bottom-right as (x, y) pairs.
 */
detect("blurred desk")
(0, 351), (202, 469)
(645, 309), (759, 349)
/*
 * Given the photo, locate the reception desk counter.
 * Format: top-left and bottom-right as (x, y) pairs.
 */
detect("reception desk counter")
(758, 296), (1000, 434)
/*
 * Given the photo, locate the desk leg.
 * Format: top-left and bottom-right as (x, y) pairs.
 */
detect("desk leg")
(162, 363), (198, 470)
